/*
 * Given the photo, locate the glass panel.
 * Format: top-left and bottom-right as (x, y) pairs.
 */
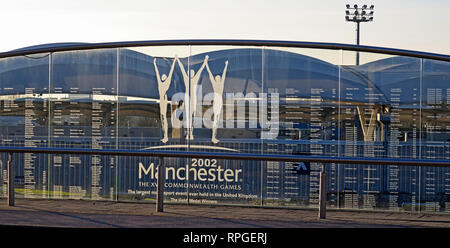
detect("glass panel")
(0, 53), (50, 199)
(118, 46), (190, 203)
(186, 45), (263, 206)
(262, 47), (340, 208)
(50, 49), (117, 200)
(341, 50), (421, 211)
(421, 59), (450, 213)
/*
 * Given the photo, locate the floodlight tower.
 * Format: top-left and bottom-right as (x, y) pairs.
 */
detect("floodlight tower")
(345, 4), (374, 65)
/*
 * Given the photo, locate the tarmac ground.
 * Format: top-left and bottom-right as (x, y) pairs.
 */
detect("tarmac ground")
(0, 198), (449, 228)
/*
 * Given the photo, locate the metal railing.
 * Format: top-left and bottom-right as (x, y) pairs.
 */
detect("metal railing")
(2, 146), (450, 219)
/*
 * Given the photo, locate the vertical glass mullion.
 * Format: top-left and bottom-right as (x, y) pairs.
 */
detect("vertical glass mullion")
(337, 49), (343, 209)
(115, 47), (119, 201)
(261, 46), (265, 206)
(418, 58), (423, 213)
(47, 52), (52, 199)
(187, 45), (191, 205)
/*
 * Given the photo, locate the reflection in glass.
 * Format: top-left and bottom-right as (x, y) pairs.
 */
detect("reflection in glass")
(118, 46), (190, 203)
(0, 53), (50, 199)
(422, 59), (450, 212)
(0, 44), (448, 213)
(51, 49), (118, 200)
(188, 46), (263, 206)
(341, 51), (422, 211)
(262, 47), (340, 208)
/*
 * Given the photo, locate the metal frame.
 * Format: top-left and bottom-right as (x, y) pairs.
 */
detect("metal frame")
(0, 39), (449, 62)
(1, 146), (450, 167)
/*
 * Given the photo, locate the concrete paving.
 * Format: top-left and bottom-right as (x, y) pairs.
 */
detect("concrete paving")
(0, 198), (449, 228)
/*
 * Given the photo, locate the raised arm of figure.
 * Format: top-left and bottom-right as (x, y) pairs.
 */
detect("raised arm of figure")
(176, 56), (188, 81)
(195, 55), (209, 78)
(167, 55), (178, 81)
(154, 58), (161, 83)
(221, 60), (229, 83)
(191, 55), (209, 84)
(205, 60), (215, 84)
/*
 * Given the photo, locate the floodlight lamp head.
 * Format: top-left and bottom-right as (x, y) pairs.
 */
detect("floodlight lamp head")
(354, 4), (358, 8)
(370, 5), (374, 9)
(362, 5), (367, 9)
(346, 10), (350, 15)
(346, 4), (350, 8)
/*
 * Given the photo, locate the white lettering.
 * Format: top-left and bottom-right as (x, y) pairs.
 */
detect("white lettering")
(138, 161), (242, 183)
(183, 232), (218, 246)
(227, 232), (267, 245)
(138, 162), (154, 179)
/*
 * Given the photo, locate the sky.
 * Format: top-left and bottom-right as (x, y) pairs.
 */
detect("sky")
(0, 0), (449, 55)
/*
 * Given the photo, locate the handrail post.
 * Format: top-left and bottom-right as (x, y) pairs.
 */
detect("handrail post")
(7, 153), (14, 207)
(318, 163), (327, 219)
(156, 156), (164, 212)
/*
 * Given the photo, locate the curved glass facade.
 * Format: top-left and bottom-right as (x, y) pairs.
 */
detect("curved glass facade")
(1, 42), (450, 213)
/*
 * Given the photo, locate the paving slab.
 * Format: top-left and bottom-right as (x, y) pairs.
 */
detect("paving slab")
(0, 198), (449, 228)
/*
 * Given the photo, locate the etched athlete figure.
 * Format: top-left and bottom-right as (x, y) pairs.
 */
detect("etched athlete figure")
(154, 55), (177, 143)
(176, 55), (209, 140)
(206, 60), (228, 143)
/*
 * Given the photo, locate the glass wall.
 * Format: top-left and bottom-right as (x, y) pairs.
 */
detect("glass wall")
(261, 47), (340, 208)
(421, 58), (450, 212)
(339, 51), (422, 211)
(0, 53), (50, 199)
(0, 43), (449, 213)
(117, 46), (190, 203)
